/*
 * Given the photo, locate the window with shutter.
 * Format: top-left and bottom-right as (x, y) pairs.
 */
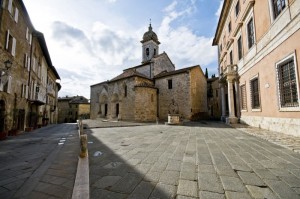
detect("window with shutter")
(26, 27), (29, 40)
(0, 77), (3, 91)
(6, 76), (12, 94)
(14, 7), (18, 22)
(25, 85), (28, 99)
(11, 37), (16, 56)
(24, 54), (27, 68)
(5, 30), (16, 56)
(8, 0), (12, 13)
(29, 34), (32, 45)
(27, 57), (30, 70)
(5, 30), (10, 50)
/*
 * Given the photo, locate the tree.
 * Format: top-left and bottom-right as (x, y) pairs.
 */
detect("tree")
(205, 68), (208, 78)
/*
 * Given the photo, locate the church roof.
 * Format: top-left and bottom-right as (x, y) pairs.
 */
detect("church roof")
(110, 69), (151, 82)
(154, 65), (200, 79)
(70, 96), (89, 104)
(141, 24), (160, 44)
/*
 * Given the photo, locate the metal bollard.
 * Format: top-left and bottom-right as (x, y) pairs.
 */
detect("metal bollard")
(80, 134), (88, 158)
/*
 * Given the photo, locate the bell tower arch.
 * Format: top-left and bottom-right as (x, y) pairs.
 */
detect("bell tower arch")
(141, 22), (160, 63)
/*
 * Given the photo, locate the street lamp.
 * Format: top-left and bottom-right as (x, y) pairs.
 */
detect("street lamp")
(4, 60), (12, 70)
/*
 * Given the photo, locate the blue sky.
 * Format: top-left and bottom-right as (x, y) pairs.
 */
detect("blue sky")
(24, 0), (224, 99)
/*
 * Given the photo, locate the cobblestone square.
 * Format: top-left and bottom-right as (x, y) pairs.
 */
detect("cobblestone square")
(87, 121), (300, 199)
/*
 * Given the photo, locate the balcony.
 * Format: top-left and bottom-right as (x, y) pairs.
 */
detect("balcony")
(220, 64), (238, 81)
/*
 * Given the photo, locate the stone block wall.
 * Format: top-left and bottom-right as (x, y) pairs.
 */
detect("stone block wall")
(152, 53), (175, 77)
(155, 72), (191, 120)
(134, 86), (157, 121)
(190, 67), (207, 115)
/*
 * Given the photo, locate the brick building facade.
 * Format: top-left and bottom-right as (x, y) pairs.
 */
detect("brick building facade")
(90, 24), (207, 122)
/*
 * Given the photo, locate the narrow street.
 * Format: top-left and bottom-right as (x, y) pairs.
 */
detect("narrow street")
(0, 124), (79, 199)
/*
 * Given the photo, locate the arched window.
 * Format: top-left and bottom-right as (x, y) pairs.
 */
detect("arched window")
(124, 85), (127, 97)
(154, 48), (156, 56)
(146, 48), (149, 56)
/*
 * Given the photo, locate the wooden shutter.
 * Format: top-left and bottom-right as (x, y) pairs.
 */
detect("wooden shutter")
(11, 37), (16, 56)
(26, 27), (29, 40)
(14, 7), (18, 22)
(27, 57), (30, 70)
(29, 33), (32, 45)
(25, 85), (29, 99)
(7, 76), (12, 93)
(8, 0), (12, 13)
(5, 30), (10, 49)
(0, 76), (3, 91)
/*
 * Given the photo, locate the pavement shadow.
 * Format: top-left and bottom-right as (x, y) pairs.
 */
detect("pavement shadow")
(86, 127), (178, 199)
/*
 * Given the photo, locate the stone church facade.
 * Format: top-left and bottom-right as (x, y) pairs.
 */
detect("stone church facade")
(90, 24), (207, 122)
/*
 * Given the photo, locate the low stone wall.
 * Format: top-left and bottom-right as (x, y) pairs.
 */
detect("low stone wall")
(240, 116), (300, 137)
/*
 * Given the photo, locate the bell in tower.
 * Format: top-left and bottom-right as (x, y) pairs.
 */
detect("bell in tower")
(141, 22), (160, 63)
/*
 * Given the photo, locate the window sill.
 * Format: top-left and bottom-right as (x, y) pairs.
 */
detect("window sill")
(279, 107), (300, 112)
(251, 108), (261, 112)
(241, 109), (247, 112)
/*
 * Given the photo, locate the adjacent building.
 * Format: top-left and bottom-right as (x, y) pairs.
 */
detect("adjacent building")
(0, 0), (60, 135)
(213, 0), (300, 135)
(207, 77), (221, 119)
(90, 24), (207, 122)
(57, 96), (90, 123)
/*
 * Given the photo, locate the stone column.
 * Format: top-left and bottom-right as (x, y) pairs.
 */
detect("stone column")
(235, 79), (241, 119)
(220, 83), (226, 122)
(227, 76), (238, 124)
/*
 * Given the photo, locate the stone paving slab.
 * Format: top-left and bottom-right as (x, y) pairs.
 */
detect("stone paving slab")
(0, 124), (78, 199)
(85, 120), (300, 199)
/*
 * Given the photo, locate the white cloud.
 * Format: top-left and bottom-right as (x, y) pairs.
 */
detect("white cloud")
(215, 0), (224, 17)
(158, 0), (217, 69)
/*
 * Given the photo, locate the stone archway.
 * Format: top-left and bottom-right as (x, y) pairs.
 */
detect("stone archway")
(99, 95), (108, 117)
(111, 93), (120, 118)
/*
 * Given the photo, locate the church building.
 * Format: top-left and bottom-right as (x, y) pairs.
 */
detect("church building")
(90, 24), (207, 122)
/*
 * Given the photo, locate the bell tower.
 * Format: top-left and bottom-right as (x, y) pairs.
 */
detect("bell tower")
(141, 22), (160, 63)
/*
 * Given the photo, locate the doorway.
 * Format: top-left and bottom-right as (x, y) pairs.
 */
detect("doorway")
(0, 100), (5, 132)
(116, 103), (119, 117)
(104, 104), (108, 116)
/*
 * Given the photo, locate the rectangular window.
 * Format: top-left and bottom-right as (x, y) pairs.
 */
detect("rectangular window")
(277, 59), (299, 108)
(247, 18), (255, 49)
(250, 77), (260, 109)
(5, 30), (16, 56)
(272, 0), (286, 19)
(237, 36), (243, 60)
(235, 0), (240, 17)
(240, 84), (247, 110)
(14, 7), (18, 22)
(228, 21), (231, 33)
(8, 0), (12, 13)
(124, 85), (127, 97)
(168, 79), (172, 89)
(229, 51), (233, 65)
